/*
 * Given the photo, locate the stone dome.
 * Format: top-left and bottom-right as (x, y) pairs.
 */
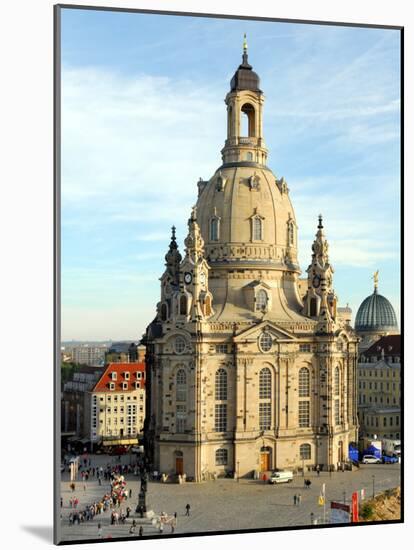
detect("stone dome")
(196, 165), (300, 273)
(355, 289), (398, 333)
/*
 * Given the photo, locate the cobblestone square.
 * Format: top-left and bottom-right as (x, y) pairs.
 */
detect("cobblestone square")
(59, 454), (401, 542)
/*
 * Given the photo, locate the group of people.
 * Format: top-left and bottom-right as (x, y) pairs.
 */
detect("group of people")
(68, 497), (79, 508)
(293, 493), (302, 506)
(110, 506), (132, 525)
(63, 454), (194, 538)
(67, 492), (116, 526)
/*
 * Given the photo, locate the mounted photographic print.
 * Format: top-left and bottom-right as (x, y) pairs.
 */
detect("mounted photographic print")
(54, 4), (403, 545)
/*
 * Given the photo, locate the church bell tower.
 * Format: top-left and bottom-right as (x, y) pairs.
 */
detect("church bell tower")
(221, 35), (268, 166)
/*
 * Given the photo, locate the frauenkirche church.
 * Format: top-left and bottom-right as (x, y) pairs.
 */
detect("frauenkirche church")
(144, 39), (359, 481)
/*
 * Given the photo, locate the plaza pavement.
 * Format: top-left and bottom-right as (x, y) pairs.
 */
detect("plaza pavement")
(59, 454), (401, 542)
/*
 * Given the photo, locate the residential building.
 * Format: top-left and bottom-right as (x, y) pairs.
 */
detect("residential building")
(88, 362), (146, 446)
(357, 334), (401, 440)
(61, 365), (104, 436)
(66, 344), (108, 366)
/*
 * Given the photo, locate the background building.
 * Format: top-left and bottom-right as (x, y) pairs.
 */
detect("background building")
(357, 334), (401, 440)
(355, 274), (399, 353)
(145, 44), (359, 481)
(88, 362), (146, 447)
(62, 343), (109, 366)
(104, 341), (145, 364)
(61, 365), (104, 438)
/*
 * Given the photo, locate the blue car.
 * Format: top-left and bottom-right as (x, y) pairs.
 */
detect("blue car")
(382, 455), (399, 464)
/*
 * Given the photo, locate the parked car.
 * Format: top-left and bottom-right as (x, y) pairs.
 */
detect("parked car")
(269, 470), (294, 484)
(382, 454), (399, 464)
(362, 454), (381, 464)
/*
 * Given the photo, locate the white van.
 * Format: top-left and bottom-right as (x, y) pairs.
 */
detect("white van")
(269, 470), (294, 484)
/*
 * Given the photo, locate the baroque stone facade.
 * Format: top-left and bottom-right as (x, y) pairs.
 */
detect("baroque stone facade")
(144, 42), (359, 481)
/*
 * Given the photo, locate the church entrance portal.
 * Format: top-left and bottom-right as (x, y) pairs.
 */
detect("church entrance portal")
(260, 446), (272, 472)
(174, 451), (184, 475)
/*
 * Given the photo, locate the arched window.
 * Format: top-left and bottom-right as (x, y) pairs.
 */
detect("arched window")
(210, 217), (219, 241)
(298, 401), (310, 427)
(259, 368), (272, 399)
(179, 295), (187, 315)
(161, 303), (168, 321)
(299, 368), (310, 397)
(259, 367), (272, 430)
(334, 366), (340, 396)
(204, 295), (212, 316)
(241, 103), (256, 137)
(252, 216), (263, 240)
(288, 222), (294, 245)
(256, 289), (268, 311)
(215, 368), (227, 400)
(299, 443), (311, 460)
(176, 369), (187, 402)
(228, 105), (233, 136)
(176, 404), (186, 433)
(175, 336), (186, 354)
(334, 400), (340, 424)
(215, 448), (228, 466)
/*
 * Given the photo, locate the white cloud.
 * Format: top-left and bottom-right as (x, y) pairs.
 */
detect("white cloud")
(62, 66), (224, 210)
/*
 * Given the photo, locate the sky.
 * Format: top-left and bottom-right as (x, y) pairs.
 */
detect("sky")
(60, 8), (401, 341)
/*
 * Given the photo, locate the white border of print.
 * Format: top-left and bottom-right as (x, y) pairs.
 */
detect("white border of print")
(0, 1), (411, 549)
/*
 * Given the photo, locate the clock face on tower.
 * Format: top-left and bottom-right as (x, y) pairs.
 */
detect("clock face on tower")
(312, 274), (321, 288)
(184, 272), (192, 284)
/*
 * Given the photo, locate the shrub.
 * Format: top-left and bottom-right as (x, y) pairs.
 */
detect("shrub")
(360, 502), (374, 520)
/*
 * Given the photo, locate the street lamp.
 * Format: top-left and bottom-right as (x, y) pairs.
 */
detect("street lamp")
(372, 475), (375, 499)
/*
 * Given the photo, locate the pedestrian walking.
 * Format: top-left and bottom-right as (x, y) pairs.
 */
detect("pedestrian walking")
(174, 512), (177, 519)
(139, 526), (143, 537)
(159, 523), (164, 534)
(293, 494), (297, 506)
(298, 493), (302, 505)
(129, 489), (132, 498)
(185, 503), (191, 516)
(98, 522), (103, 538)
(316, 465), (320, 477)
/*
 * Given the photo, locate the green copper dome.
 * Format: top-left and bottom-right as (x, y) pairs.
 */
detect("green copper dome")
(355, 289), (398, 333)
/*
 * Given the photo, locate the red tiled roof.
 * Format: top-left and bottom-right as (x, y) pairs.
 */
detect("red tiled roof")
(92, 362), (146, 393)
(364, 334), (401, 356)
